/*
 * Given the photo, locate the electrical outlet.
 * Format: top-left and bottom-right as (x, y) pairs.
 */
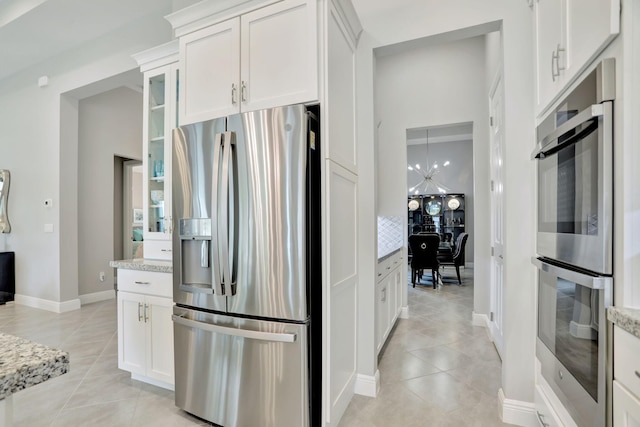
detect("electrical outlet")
(99, 272), (105, 282)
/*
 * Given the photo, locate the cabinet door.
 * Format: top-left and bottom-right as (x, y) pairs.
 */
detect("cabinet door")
(145, 295), (174, 384)
(566, 0), (620, 77)
(180, 18), (240, 124)
(535, 0), (566, 111)
(117, 292), (147, 375)
(240, 0), (318, 112)
(613, 381), (640, 427)
(388, 265), (398, 324)
(143, 64), (177, 254)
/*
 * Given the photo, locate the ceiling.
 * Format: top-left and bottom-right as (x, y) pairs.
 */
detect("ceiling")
(0, 0), (180, 82)
(406, 123), (473, 145)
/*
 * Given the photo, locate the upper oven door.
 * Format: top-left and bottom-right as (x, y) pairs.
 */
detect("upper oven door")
(533, 101), (613, 275)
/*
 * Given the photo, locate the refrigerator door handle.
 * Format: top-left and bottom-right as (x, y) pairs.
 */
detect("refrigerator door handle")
(172, 314), (297, 343)
(211, 132), (224, 296)
(220, 131), (237, 296)
(201, 240), (209, 268)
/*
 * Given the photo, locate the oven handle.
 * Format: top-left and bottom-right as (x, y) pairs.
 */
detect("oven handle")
(531, 103), (605, 159)
(532, 257), (612, 290)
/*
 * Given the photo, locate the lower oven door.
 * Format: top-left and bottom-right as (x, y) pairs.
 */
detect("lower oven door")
(533, 257), (612, 427)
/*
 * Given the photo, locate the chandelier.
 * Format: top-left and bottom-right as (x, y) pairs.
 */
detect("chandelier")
(408, 129), (450, 195)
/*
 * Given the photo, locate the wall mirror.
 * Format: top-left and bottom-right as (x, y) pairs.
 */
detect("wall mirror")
(0, 170), (11, 233)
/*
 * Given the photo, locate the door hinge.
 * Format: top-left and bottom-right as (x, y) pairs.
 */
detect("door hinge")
(491, 246), (494, 256)
(490, 116), (494, 127)
(490, 312), (495, 321)
(491, 180), (494, 192)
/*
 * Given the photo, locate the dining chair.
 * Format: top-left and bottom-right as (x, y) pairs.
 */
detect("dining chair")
(438, 232), (468, 285)
(408, 233), (441, 289)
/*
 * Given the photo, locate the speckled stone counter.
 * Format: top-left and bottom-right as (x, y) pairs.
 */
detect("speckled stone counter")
(109, 258), (172, 273)
(607, 306), (640, 339)
(0, 333), (69, 400)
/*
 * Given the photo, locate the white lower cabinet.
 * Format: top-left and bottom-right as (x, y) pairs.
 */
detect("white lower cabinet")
(614, 326), (640, 426)
(117, 271), (174, 389)
(614, 381), (640, 427)
(376, 252), (403, 354)
(534, 385), (562, 427)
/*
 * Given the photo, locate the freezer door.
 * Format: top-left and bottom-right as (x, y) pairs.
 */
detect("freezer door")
(173, 306), (309, 427)
(226, 105), (309, 320)
(172, 118), (226, 312)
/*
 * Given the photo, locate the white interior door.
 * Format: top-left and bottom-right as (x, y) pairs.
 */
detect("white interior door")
(489, 71), (505, 357)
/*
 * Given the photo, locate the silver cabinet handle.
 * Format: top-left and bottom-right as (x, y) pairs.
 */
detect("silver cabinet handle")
(172, 315), (297, 343)
(551, 50), (557, 82)
(241, 80), (247, 102)
(231, 83), (237, 104)
(161, 249), (172, 252)
(138, 303), (142, 322)
(134, 281), (150, 285)
(536, 411), (549, 427)
(144, 304), (149, 323)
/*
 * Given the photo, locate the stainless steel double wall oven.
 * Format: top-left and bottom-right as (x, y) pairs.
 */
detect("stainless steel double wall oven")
(532, 59), (615, 427)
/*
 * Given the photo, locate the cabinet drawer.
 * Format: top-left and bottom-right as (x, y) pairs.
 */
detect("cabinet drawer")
(614, 326), (640, 398)
(377, 251), (403, 281)
(144, 240), (173, 261)
(118, 269), (172, 298)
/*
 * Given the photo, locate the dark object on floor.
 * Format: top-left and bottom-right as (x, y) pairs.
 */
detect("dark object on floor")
(0, 251), (15, 304)
(409, 233), (440, 289)
(438, 233), (468, 284)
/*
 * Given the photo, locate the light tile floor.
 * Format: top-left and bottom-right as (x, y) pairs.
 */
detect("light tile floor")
(0, 298), (206, 427)
(338, 267), (516, 427)
(0, 267), (512, 427)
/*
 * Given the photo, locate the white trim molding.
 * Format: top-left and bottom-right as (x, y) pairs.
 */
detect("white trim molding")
(400, 305), (409, 319)
(472, 311), (490, 328)
(354, 370), (380, 397)
(79, 290), (116, 305)
(499, 388), (538, 427)
(14, 294), (81, 313)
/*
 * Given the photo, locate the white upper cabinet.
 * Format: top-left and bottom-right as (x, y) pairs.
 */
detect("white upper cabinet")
(133, 42), (179, 261)
(534, 0), (619, 115)
(178, 0), (318, 125)
(180, 19), (241, 122)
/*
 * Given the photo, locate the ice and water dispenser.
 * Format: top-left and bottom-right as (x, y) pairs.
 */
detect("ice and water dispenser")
(179, 218), (213, 293)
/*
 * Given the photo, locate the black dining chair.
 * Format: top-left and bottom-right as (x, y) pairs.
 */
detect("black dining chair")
(408, 233), (441, 289)
(438, 232), (469, 285)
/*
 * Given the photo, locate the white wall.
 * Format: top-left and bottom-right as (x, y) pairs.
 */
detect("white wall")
(354, 0), (536, 411)
(78, 87), (142, 297)
(0, 14), (172, 307)
(407, 140), (475, 262)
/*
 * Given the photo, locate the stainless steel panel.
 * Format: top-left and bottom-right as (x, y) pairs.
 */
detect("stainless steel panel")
(172, 118), (226, 312)
(173, 306), (309, 427)
(534, 258), (612, 427)
(226, 105), (309, 321)
(536, 101), (613, 275)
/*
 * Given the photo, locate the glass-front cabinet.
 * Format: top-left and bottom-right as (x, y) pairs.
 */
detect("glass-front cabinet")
(135, 41), (179, 260)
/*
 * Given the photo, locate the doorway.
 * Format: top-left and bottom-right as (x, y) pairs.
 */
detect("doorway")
(120, 160), (143, 260)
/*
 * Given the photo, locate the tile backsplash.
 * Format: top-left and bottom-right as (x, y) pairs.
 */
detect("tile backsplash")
(378, 216), (403, 260)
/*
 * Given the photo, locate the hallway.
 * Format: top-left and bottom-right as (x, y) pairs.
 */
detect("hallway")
(339, 268), (515, 426)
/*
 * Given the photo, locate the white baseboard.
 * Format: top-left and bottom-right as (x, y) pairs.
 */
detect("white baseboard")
(354, 370), (380, 397)
(79, 290), (115, 305)
(131, 372), (174, 391)
(499, 388), (537, 427)
(400, 306), (409, 319)
(14, 294), (81, 313)
(472, 311), (490, 328)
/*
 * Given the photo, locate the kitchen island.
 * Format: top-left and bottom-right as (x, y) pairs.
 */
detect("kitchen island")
(0, 332), (69, 427)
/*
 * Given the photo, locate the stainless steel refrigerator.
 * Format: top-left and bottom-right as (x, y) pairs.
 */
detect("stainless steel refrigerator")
(171, 104), (321, 427)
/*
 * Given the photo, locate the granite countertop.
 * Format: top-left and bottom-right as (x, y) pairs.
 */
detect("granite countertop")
(607, 306), (640, 339)
(0, 333), (69, 400)
(109, 258), (173, 273)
